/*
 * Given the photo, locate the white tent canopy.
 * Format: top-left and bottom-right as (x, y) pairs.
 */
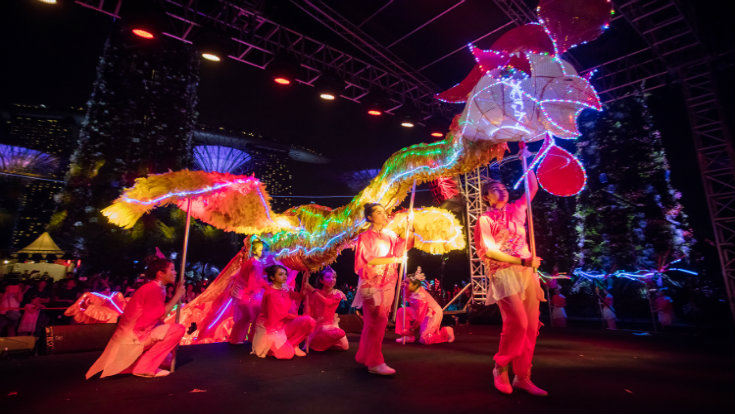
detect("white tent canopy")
(2, 232), (71, 280)
(15, 232), (64, 255)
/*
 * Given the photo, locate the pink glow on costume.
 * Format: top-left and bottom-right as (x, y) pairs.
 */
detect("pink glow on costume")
(395, 287), (452, 344)
(307, 289), (348, 351)
(251, 285), (315, 359)
(551, 293), (567, 308)
(352, 227), (412, 367)
(86, 281), (184, 378)
(64, 292), (127, 324)
(603, 294), (614, 309)
(167, 250), (247, 344)
(473, 197), (545, 377)
(551, 292), (567, 326)
(229, 256), (267, 344)
(474, 199), (531, 274)
(654, 294), (674, 326)
(354, 228), (406, 291)
(180, 252), (302, 345)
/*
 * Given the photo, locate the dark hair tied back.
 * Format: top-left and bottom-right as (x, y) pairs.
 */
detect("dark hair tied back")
(363, 203), (381, 222)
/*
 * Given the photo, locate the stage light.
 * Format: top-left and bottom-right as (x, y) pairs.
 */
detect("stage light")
(398, 109), (418, 128)
(426, 115), (450, 139)
(38, 0), (57, 4)
(121, 0), (167, 42)
(268, 54), (300, 86)
(315, 73), (345, 101)
(201, 53), (221, 62)
(132, 28), (155, 39)
(396, 105), (422, 128)
(364, 93), (387, 116)
(361, 90), (390, 117)
(196, 27), (230, 64)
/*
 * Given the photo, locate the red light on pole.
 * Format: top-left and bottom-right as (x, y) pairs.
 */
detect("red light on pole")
(132, 28), (155, 39)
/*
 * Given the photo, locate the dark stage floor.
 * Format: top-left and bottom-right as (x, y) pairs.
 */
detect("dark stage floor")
(1, 324), (733, 414)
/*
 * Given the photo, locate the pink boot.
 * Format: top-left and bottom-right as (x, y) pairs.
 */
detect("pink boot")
(512, 371), (548, 397)
(368, 363), (397, 375)
(492, 364), (512, 394)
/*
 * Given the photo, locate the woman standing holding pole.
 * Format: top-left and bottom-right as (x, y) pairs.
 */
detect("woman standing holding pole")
(351, 203), (414, 376)
(474, 157), (548, 396)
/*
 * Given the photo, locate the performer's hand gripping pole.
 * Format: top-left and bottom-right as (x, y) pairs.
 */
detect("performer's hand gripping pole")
(391, 179), (417, 331)
(171, 197), (192, 373)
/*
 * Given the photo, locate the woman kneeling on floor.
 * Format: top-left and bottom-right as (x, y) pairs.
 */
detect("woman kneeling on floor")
(251, 265), (315, 359)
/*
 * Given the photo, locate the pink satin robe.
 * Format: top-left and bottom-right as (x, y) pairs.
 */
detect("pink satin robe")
(473, 199), (545, 376)
(86, 281), (184, 378)
(395, 287), (452, 344)
(229, 257), (267, 343)
(251, 285), (315, 359)
(352, 227), (410, 367)
(307, 289), (347, 351)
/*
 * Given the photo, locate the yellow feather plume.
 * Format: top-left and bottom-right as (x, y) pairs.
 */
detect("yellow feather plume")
(387, 207), (466, 255)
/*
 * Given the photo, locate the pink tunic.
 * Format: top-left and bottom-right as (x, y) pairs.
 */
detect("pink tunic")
(228, 257), (267, 343)
(352, 227), (407, 308)
(230, 257), (267, 302)
(551, 293), (568, 321)
(655, 295), (674, 326)
(395, 287), (452, 344)
(116, 281), (167, 341)
(352, 226), (411, 367)
(474, 200), (544, 305)
(473, 195), (545, 375)
(251, 285), (315, 359)
(474, 200), (530, 273)
(86, 281), (184, 378)
(307, 289), (347, 351)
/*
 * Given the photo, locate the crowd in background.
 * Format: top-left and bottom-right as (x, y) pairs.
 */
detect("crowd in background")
(0, 267), (473, 342)
(0, 270), (213, 338)
(3, 265), (710, 346)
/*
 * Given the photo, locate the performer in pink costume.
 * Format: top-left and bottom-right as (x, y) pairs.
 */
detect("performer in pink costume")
(228, 238), (267, 344)
(654, 288), (674, 328)
(191, 242), (299, 344)
(251, 265), (315, 359)
(86, 258), (185, 379)
(303, 267), (349, 352)
(474, 171), (548, 396)
(395, 268), (455, 345)
(352, 203), (414, 376)
(550, 288), (568, 328)
(597, 287), (617, 330)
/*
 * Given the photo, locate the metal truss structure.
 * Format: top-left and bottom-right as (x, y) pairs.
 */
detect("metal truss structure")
(75, 0), (448, 119)
(460, 166), (489, 304)
(615, 0), (735, 321)
(75, 0), (734, 318)
(488, 0), (735, 319)
(458, 155), (519, 305)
